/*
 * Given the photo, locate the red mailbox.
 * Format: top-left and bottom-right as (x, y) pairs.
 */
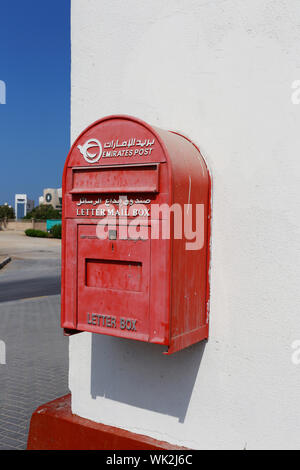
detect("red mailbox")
(61, 115), (211, 354)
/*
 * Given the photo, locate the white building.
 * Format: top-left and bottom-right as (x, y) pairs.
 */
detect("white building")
(14, 194), (34, 219)
(39, 188), (62, 211)
(68, 0), (300, 449)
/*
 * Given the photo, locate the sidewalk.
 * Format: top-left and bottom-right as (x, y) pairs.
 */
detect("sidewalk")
(0, 230), (67, 449)
(0, 295), (69, 450)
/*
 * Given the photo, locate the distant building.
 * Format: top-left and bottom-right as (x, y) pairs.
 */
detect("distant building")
(15, 194), (34, 219)
(39, 188), (62, 212)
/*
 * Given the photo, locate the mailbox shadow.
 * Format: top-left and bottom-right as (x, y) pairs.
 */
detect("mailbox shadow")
(91, 334), (206, 423)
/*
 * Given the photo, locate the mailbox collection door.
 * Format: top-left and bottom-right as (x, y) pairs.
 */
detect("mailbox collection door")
(77, 224), (151, 341)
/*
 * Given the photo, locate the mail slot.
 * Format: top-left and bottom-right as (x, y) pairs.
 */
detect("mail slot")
(61, 115), (211, 354)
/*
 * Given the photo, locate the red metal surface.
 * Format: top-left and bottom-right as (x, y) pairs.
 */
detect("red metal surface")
(61, 115), (211, 353)
(71, 163), (160, 194)
(27, 394), (187, 450)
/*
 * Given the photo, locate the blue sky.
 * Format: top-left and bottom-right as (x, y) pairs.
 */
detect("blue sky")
(0, 0), (70, 206)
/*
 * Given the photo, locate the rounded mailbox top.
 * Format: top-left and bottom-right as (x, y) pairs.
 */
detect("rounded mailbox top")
(63, 114), (210, 205)
(65, 115), (168, 169)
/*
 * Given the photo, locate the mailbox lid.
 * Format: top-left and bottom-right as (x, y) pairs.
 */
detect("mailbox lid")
(70, 163), (160, 194)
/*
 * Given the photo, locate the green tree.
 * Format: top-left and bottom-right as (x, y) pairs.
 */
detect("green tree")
(50, 223), (62, 239)
(0, 204), (15, 219)
(24, 204), (61, 220)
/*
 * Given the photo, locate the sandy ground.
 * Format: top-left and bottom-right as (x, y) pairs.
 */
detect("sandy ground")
(0, 230), (61, 260)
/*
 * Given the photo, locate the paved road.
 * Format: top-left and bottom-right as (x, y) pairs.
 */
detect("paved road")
(0, 275), (61, 303)
(0, 231), (61, 302)
(0, 231), (68, 450)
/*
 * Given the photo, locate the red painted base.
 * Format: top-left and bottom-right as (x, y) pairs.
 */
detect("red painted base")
(27, 394), (186, 450)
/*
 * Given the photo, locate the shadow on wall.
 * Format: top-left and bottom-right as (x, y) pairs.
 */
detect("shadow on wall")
(91, 334), (206, 423)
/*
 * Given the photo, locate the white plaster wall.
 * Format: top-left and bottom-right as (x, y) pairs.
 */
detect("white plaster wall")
(70, 0), (300, 449)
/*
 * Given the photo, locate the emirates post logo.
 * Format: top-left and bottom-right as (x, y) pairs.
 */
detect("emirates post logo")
(78, 138), (102, 164)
